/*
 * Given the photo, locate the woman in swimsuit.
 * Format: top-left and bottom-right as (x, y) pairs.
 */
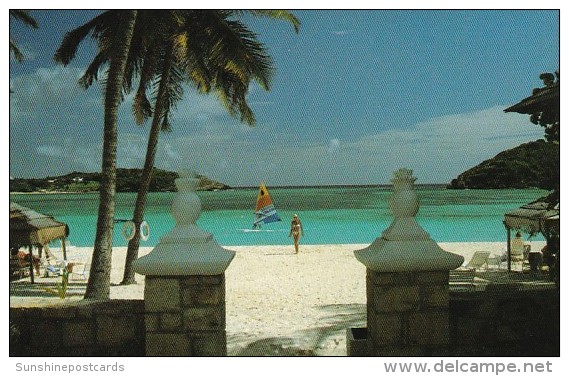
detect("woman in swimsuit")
(288, 214), (304, 254)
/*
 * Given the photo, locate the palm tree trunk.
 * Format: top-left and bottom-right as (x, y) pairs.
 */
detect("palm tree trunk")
(85, 10), (138, 299)
(121, 44), (175, 285)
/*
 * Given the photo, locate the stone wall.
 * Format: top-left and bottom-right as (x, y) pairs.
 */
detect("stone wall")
(366, 270), (451, 356)
(449, 288), (560, 356)
(348, 287), (559, 357)
(10, 300), (145, 357)
(144, 275), (227, 356)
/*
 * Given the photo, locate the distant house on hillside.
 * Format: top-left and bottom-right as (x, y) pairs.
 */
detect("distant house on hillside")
(72, 177), (84, 183)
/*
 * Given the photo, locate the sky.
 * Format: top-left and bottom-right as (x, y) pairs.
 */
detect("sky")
(6, 7), (560, 187)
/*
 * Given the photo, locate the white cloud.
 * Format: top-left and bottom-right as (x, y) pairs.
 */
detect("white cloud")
(330, 105), (545, 184)
(36, 145), (63, 157)
(9, 65), (547, 185)
(147, 105), (545, 186)
(328, 138), (341, 153)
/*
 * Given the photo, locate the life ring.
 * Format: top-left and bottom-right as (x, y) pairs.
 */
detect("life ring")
(122, 221), (136, 241)
(140, 221), (150, 242)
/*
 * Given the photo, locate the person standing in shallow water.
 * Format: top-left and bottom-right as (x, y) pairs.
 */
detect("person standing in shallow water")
(289, 214), (304, 254)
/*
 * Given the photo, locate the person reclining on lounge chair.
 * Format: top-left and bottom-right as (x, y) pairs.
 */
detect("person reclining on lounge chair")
(511, 231), (525, 263)
(10, 248), (41, 276)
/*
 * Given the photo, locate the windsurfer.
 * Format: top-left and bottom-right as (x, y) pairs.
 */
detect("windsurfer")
(288, 214), (304, 254)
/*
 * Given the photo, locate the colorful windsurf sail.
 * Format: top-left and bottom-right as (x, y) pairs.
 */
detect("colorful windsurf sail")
(253, 182), (281, 229)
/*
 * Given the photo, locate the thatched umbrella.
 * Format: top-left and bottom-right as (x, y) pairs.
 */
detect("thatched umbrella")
(503, 201), (559, 271)
(9, 202), (69, 283)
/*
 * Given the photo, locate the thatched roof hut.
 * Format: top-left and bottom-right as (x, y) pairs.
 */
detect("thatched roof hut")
(503, 201), (559, 271)
(10, 202), (69, 282)
(504, 82), (559, 115)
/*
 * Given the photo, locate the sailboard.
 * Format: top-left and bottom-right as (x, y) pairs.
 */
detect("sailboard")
(252, 182), (281, 229)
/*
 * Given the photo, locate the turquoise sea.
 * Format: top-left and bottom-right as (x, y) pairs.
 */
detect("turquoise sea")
(10, 186), (549, 247)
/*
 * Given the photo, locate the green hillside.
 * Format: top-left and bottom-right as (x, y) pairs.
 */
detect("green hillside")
(9, 168), (230, 193)
(448, 140), (559, 190)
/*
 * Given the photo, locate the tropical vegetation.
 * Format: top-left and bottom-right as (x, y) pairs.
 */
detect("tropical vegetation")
(9, 10), (38, 62)
(54, 10), (299, 297)
(530, 71), (559, 143)
(9, 168), (229, 193)
(447, 140), (559, 190)
(55, 10), (139, 299)
(120, 10), (299, 285)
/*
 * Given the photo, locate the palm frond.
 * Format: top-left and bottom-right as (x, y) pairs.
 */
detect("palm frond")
(214, 69), (255, 126)
(10, 10), (38, 62)
(9, 39), (24, 62)
(54, 11), (114, 65)
(236, 10), (300, 33)
(205, 14), (274, 91)
(10, 10), (39, 29)
(133, 89), (153, 125)
(157, 65), (185, 132)
(176, 33), (212, 93)
(78, 50), (109, 88)
(131, 48), (160, 125)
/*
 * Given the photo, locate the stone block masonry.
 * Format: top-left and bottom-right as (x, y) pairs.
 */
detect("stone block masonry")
(366, 270), (450, 356)
(132, 170), (235, 356)
(353, 169), (463, 357)
(10, 300), (145, 356)
(449, 288), (559, 356)
(144, 275), (227, 356)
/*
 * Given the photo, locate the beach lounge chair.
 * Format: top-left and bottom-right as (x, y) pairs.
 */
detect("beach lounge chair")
(68, 262), (89, 280)
(10, 249), (41, 277)
(44, 261), (66, 277)
(41, 247), (65, 277)
(510, 239), (526, 271)
(41, 243), (77, 277)
(10, 257), (30, 280)
(464, 251), (491, 271)
(486, 252), (504, 269)
(449, 268), (476, 292)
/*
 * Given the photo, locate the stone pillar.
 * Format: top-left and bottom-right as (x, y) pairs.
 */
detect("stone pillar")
(354, 169), (463, 356)
(133, 170), (235, 356)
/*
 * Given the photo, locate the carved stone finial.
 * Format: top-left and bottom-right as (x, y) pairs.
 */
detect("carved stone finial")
(133, 170), (235, 276)
(354, 168), (464, 272)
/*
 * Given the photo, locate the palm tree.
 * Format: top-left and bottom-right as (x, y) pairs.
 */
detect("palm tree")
(10, 10), (38, 62)
(54, 10), (138, 299)
(120, 10), (300, 284)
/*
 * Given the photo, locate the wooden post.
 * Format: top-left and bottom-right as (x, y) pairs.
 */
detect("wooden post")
(506, 227), (511, 271)
(28, 245), (35, 284)
(62, 238), (67, 260)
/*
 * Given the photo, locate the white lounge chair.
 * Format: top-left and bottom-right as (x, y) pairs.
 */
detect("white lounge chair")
(510, 237), (526, 271)
(486, 252), (505, 269)
(68, 262), (89, 280)
(464, 251), (491, 271)
(41, 245), (65, 277)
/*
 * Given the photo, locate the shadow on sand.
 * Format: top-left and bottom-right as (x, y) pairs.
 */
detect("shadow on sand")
(228, 303), (366, 356)
(10, 278), (87, 298)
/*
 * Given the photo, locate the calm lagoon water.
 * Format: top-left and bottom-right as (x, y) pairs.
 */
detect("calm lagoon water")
(10, 186), (549, 247)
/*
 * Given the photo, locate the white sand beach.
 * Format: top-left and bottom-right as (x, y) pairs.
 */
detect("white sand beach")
(9, 241), (546, 356)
